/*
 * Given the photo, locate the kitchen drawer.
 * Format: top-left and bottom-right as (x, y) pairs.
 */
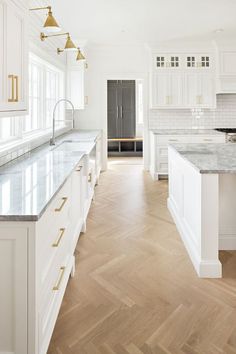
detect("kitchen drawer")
(38, 222), (71, 288)
(157, 135), (193, 144)
(192, 136), (226, 143)
(38, 178), (72, 229)
(157, 145), (168, 157)
(157, 161), (168, 173)
(38, 254), (72, 354)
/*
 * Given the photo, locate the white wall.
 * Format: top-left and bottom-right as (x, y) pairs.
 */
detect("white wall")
(74, 44), (149, 169)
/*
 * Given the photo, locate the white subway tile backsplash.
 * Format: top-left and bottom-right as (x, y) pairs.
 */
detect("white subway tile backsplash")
(149, 94), (236, 130)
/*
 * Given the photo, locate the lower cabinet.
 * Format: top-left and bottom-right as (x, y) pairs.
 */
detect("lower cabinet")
(149, 131), (226, 180)
(0, 151), (101, 354)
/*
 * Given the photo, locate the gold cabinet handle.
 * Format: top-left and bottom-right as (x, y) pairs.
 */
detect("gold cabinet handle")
(169, 139), (178, 142)
(203, 139), (212, 142)
(8, 75), (15, 102)
(55, 197), (67, 212)
(53, 266), (66, 291)
(52, 228), (65, 247)
(76, 165), (83, 172)
(88, 172), (92, 183)
(166, 96), (169, 105)
(14, 76), (19, 102)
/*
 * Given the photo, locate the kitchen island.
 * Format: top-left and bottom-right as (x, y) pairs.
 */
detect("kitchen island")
(168, 143), (236, 278)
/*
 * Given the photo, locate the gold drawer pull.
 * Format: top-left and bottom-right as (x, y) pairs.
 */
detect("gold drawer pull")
(76, 165), (83, 172)
(169, 139), (178, 142)
(203, 139), (212, 142)
(53, 266), (66, 291)
(55, 197), (67, 212)
(88, 172), (92, 183)
(14, 75), (19, 102)
(52, 228), (65, 247)
(8, 75), (14, 102)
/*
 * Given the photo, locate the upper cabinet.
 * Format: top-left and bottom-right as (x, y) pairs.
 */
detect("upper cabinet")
(215, 47), (236, 93)
(0, 0), (28, 116)
(151, 52), (215, 109)
(67, 61), (86, 110)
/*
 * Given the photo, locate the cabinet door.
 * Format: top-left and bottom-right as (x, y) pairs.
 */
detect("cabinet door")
(185, 73), (215, 108)
(107, 80), (120, 138)
(0, 227), (28, 354)
(0, 0), (28, 113)
(67, 64), (85, 110)
(169, 74), (183, 106)
(151, 73), (168, 107)
(120, 80), (135, 138)
(151, 73), (183, 108)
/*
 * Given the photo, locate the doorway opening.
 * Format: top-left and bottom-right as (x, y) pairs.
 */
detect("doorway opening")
(107, 80), (144, 159)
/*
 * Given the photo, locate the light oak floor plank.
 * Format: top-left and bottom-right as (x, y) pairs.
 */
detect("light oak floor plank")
(48, 158), (236, 354)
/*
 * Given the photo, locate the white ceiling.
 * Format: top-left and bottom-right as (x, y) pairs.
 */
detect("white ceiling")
(46, 0), (236, 46)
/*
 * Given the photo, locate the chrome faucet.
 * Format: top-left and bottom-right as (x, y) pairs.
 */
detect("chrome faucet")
(50, 99), (75, 146)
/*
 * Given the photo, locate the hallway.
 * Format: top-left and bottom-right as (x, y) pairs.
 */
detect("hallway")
(48, 160), (236, 354)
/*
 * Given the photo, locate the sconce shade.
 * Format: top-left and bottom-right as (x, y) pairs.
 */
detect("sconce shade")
(76, 49), (85, 61)
(64, 35), (77, 51)
(44, 9), (61, 32)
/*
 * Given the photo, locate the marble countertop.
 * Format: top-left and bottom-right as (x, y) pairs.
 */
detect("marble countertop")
(169, 143), (236, 174)
(150, 129), (225, 136)
(0, 130), (100, 221)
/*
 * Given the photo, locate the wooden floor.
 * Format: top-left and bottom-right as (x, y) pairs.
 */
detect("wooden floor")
(48, 158), (236, 354)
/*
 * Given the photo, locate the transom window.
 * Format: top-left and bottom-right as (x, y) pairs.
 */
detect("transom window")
(156, 56), (165, 67)
(201, 56), (210, 67)
(187, 56), (195, 67)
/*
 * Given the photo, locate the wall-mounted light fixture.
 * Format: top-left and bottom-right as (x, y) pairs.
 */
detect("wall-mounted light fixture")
(41, 32), (77, 51)
(76, 48), (85, 61)
(30, 6), (61, 33)
(57, 46), (86, 62)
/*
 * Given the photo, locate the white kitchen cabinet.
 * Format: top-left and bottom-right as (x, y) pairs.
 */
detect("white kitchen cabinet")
(149, 131), (226, 180)
(216, 51), (236, 93)
(0, 137), (102, 354)
(0, 227), (28, 354)
(0, 0), (28, 115)
(185, 73), (216, 108)
(67, 62), (85, 110)
(151, 52), (215, 109)
(151, 73), (183, 108)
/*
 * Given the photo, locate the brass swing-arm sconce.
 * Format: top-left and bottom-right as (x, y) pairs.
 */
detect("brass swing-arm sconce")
(40, 32), (77, 51)
(57, 47), (86, 61)
(30, 6), (61, 33)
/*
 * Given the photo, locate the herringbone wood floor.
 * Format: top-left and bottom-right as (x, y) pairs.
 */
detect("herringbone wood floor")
(48, 158), (236, 354)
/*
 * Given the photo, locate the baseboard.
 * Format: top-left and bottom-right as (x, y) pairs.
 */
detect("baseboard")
(168, 197), (222, 278)
(219, 234), (236, 250)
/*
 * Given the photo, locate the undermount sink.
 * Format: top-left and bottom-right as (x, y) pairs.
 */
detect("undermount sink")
(53, 141), (93, 153)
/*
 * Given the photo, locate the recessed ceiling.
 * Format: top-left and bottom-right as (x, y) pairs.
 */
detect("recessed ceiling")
(47, 0), (236, 46)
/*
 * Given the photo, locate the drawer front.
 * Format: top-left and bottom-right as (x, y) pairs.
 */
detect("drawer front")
(192, 136), (226, 143)
(38, 223), (70, 289)
(38, 254), (72, 354)
(157, 135), (193, 144)
(38, 177), (71, 229)
(157, 161), (168, 173)
(37, 177), (72, 287)
(157, 145), (168, 157)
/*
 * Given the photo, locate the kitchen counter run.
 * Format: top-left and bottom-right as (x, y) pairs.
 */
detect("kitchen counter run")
(150, 129), (225, 136)
(0, 130), (101, 221)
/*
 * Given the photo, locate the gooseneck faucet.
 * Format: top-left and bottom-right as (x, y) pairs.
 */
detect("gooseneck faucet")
(50, 98), (75, 146)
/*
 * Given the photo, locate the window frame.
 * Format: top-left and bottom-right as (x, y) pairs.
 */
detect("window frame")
(0, 52), (66, 147)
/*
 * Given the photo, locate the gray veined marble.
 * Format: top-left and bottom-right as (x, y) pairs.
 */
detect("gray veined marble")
(150, 129), (226, 136)
(169, 143), (236, 174)
(0, 130), (100, 221)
